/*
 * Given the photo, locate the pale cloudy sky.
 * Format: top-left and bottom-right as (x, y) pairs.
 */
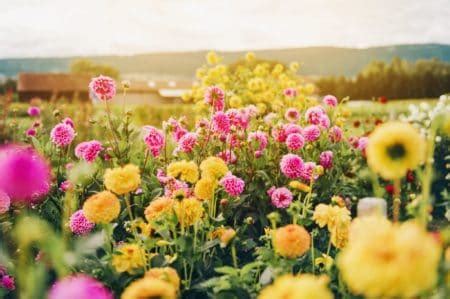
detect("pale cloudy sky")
(0, 0), (449, 58)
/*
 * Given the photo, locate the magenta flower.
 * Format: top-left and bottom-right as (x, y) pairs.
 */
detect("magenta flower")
(329, 125), (343, 143)
(0, 190), (11, 214)
(305, 106), (325, 125)
(25, 128), (36, 137)
(69, 210), (95, 235)
(303, 125), (321, 142)
(212, 111), (231, 134)
(0, 145), (51, 205)
(59, 180), (73, 192)
(50, 123), (75, 147)
(143, 126), (165, 157)
(248, 131), (268, 156)
(300, 162), (317, 182)
(89, 75), (116, 101)
(164, 179), (191, 197)
(318, 114), (330, 129)
(0, 275), (15, 291)
(62, 117), (75, 129)
(156, 169), (171, 184)
(319, 151), (333, 169)
(280, 154), (304, 179)
(226, 109), (250, 129)
(83, 141), (103, 163)
(220, 172), (245, 197)
(177, 132), (198, 153)
(204, 86), (225, 111)
(286, 133), (305, 151)
(270, 187), (293, 208)
(217, 149), (237, 164)
(323, 95), (338, 107)
(284, 108), (300, 122)
(283, 87), (297, 98)
(48, 274), (113, 299)
(27, 106), (40, 117)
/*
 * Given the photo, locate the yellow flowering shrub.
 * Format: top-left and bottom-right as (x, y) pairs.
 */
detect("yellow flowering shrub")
(104, 164), (141, 195)
(313, 203), (351, 249)
(144, 197), (174, 222)
(167, 160), (199, 183)
(337, 216), (442, 298)
(199, 156), (228, 179)
(83, 191), (121, 224)
(174, 197), (204, 227)
(194, 177), (218, 200)
(112, 243), (146, 274)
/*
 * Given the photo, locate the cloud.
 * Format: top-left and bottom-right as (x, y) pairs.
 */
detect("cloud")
(0, 0), (448, 58)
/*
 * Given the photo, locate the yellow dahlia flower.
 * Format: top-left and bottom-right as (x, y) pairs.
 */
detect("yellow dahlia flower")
(121, 277), (176, 299)
(338, 216), (442, 298)
(145, 267), (180, 289)
(104, 164), (141, 195)
(289, 180), (311, 192)
(313, 204), (351, 249)
(83, 191), (120, 224)
(167, 160), (199, 183)
(366, 122), (425, 180)
(194, 177), (218, 200)
(229, 95), (243, 108)
(199, 157), (228, 179)
(112, 243), (146, 274)
(174, 197), (204, 227)
(272, 224), (311, 259)
(258, 274), (332, 299)
(144, 197), (174, 222)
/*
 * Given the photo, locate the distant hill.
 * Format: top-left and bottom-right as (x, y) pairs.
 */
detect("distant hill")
(1, 44), (449, 79)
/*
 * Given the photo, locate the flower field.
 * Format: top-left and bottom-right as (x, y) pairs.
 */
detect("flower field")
(0, 52), (449, 299)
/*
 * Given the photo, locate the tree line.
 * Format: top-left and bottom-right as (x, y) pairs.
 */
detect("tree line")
(316, 57), (450, 99)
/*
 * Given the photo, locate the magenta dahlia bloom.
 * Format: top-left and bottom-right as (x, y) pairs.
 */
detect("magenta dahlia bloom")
(319, 151), (333, 169)
(283, 87), (297, 98)
(217, 149), (237, 164)
(0, 145), (51, 205)
(226, 109), (250, 129)
(329, 125), (343, 143)
(318, 114), (330, 129)
(286, 133), (305, 151)
(177, 132), (198, 153)
(59, 180), (73, 192)
(284, 108), (300, 122)
(0, 190), (11, 214)
(204, 86), (225, 111)
(25, 128), (36, 137)
(0, 275), (15, 291)
(48, 274), (113, 299)
(357, 137), (369, 151)
(280, 154), (304, 179)
(305, 106), (325, 125)
(212, 111), (231, 134)
(164, 179), (191, 197)
(270, 187), (293, 208)
(248, 131), (268, 155)
(62, 117), (75, 129)
(27, 106), (40, 117)
(220, 172), (245, 197)
(300, 162), (317, 182)
(50, 123), (75, 147)
(303, 125), (321, 142)
(323, 95), (338, 107)
(89, 75), (116, 101)
(82, 141), (103, 163)
(143, 126), (165, 157)
(69, 210), (95, 235)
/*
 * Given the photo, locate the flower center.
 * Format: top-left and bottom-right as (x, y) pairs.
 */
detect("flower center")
(386, 143), (406, 160)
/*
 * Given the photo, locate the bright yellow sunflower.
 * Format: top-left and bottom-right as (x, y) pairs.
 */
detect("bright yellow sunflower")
(366, 122), (425, 179)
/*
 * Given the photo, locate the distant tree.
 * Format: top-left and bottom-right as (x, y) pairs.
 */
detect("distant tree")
(316, 58), (450, 99)
(0, 78), (17, 94)
(70, 59), (120, 79)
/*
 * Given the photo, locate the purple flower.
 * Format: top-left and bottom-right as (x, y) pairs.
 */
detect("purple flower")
(0, 275), (15, 291)
(27, 106), (40, 117)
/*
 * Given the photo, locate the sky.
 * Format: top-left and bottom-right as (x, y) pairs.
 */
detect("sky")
(0, 0), (449, 58)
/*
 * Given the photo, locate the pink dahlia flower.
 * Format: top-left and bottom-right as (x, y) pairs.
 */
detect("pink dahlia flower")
(212, 111), (231, 134)
(319, 151), (333, 169)
(318, 114), (330, 129)
(89, 75), (116, 101)
(305, 106), (325, 125)
(48, 274), (113, 299)
(75, 140), (103, 163)
(204, 86), (225, 111)
(177, 132), (198, 153)
(280, 154), (304, 179)
(329, 125), (343, 143)
(286, 133), (305, 151)
(25, 128), (36, 137)
(217, 149), (237, 164)
(69, 210), (95, 235)
(59, 180), (73, 192)
(0, 145), (51, 205)
(248, 131), (268, 155)
(283, 87), (297, 98)
(270, 187), (293, 208)
(284, 108), (300, 122)
(27, 106), (40, 117)
(62, 117), (75, 129)
(0, 190), (11, 214)
(303, 125), (321, 142)
(357, 136), (369, 151)
(323, 95), (338, 107)
(0, 275), (15, 291)
(143, 126), (165, 157)
(50, 123), (75, 147)
(226, 109), (250, 129)
(299, 161), (316, 182)
(220, 172), (245, 197)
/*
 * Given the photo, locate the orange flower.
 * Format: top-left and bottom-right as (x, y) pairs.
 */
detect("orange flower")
(272, 224), (311, 259)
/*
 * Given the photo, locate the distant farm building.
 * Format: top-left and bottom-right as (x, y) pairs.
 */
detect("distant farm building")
(17, 73), (193, 104)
